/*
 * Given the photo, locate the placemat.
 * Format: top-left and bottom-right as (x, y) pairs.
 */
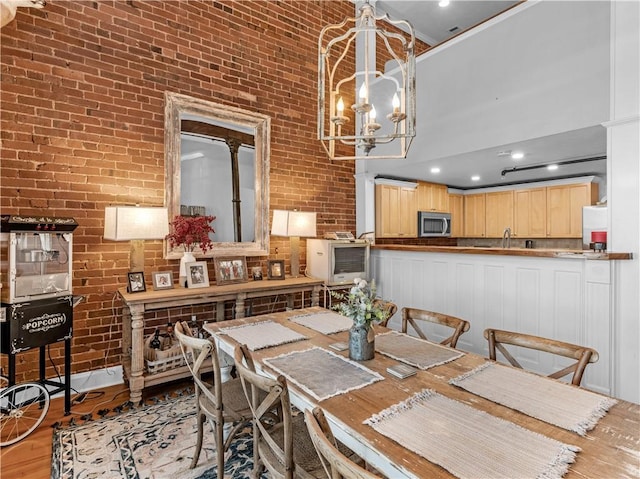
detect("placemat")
(449, 362), (618, 435)
(288, 311), (353, 335)
(365, 389), (580, 479)
(375, 331), (464, 370)
(217, 320), (307, 351)
(263, 347), (384, 401)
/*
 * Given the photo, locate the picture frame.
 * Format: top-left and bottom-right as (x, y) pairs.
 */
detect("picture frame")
(152, 271), (174, 290)
(267, 260), (285, 280)
(186, 261), (210, 288)
(251, 266), (263, 281)
(127, 271), (146, 293)
(213, 256), (248, 285)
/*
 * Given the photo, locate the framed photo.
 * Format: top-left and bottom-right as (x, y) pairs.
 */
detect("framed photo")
(186, 261), (210, 288)
(251, 266), (263, 281)
(152, 271), (174, 290)
(267, 260), (285, 280)
(213, 256), (248, 285)
(127, 271), (146, 293)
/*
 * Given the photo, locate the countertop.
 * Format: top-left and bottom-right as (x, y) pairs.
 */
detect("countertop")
(371, 244), (632, 260)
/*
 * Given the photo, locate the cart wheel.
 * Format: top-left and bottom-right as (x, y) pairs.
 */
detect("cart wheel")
(0, 383), (50, 447)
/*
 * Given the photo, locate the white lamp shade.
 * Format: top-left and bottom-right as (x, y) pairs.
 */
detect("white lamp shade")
(104, 206), (169, 241)
(271, 210), (316, 238)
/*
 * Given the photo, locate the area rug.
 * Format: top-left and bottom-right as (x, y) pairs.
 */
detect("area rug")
(51, 392), (265, 479)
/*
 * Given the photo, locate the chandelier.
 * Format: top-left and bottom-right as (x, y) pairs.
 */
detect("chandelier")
(318, 0), (416, 160)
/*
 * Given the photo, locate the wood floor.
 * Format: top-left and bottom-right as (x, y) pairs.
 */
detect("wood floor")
(0, 379), (191, 479)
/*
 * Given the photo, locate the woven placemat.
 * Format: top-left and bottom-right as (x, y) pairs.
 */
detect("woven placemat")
(217, 320), (307, 351)
(263, 347), (383, 401)
(365, 389), (580, 479)
(375, 331), (464, 369)
(450, 362), (618, 435)
(288, 311), (353, 335)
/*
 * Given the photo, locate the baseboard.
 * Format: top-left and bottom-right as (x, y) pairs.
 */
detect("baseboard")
(50, 365), (124, 399)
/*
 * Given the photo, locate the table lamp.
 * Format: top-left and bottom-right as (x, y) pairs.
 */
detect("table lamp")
(271, 210), (317, 278)
(104, 206), (169, 272)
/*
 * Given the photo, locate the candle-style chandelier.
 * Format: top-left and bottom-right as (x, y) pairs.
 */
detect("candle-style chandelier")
(318, 0), (416, 160)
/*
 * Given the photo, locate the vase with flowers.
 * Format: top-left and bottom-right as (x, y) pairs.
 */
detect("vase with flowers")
(166, 215), (216, 287)
(331, 278), (389, 360)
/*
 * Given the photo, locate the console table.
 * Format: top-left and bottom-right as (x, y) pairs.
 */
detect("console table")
(118, 276), (323, 404)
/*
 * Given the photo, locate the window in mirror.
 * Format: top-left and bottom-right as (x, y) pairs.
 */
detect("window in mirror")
(164, 92), (270, 259)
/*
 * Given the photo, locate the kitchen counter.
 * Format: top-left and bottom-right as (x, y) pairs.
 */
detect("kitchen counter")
(372, 244), (632, 260)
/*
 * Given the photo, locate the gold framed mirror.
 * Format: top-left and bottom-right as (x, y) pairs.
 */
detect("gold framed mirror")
(164, 92), (270, 259)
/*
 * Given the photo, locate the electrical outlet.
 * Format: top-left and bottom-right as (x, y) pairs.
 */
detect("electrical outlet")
(0, 307), (6, 323)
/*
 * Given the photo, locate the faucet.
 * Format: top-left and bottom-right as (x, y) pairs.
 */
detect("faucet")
(502, 227), (511, 248)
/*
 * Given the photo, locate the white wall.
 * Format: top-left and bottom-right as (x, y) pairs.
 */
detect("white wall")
(606, 0), (640, 404)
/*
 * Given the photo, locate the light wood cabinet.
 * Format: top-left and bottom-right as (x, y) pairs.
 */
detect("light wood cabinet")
(416, 182), (450, 213)
(546, 183), (598, 237)
(485, 191), (514, 238)
(463, 194), (486, 237)
(514, 188), (547, 237)
(449, 194), (464, 237)
(375, 184), (417, 238)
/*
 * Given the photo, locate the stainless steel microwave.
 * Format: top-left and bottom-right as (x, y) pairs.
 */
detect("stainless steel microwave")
(418, 211), (451, 237)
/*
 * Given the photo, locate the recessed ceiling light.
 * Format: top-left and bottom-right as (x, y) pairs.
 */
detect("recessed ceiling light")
(547, 164), (559, 171)
(431, 167), (441, 174)
(471, 175), (480, 181)
(511, 151), (524, 160)
(439, 0), (450, 7)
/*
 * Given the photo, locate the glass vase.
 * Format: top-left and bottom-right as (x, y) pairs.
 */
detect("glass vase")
(349, 322), (375, 361)
(179, 251), (196, 287)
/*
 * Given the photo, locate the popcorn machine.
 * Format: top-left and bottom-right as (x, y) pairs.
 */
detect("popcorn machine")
(0, 215), (79, 414)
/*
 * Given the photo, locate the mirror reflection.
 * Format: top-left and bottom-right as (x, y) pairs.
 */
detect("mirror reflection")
(164, 92), (270, 259)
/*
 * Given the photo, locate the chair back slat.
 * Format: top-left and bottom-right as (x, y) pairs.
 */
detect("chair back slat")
(234, 344), (296, 479)
(402, 307), (470, 348)
(484, 328), (599, 386)
(304, 407), (378, 479)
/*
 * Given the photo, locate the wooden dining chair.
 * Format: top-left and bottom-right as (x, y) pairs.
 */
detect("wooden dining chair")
(401, 307), (470, 348)
(374, 299), (398, 328)
(174, 322), (251, 473)
(233, 343), (327, 479)
(304, 407), (379, 479)
(483, 328), (599, 386)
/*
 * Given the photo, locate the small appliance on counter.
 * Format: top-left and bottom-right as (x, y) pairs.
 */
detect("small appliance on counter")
(582, 205), (607, 251)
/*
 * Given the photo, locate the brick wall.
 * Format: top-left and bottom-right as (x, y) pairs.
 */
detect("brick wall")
(0, 0), (364, 382)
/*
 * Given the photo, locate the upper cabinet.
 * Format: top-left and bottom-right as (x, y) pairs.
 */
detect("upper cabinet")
(514, 188), (547, 238)
(485, 191), (514, 238)
(546, 183), (599, 237)
(463, 194), (486, 238)
(375, 184), (417, 238)
(449, 194), (464, 238)
(416, 182), (449, 213)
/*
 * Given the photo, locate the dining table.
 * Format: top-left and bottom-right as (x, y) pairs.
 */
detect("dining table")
(203, 306), (639, 479)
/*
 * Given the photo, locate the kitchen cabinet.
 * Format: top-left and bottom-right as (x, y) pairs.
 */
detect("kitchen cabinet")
(449, 194), (464, 237)
(416, 181), (450, 212)
(514, 188), (547, 238)
(546, 183), (598, 237)
(463, 193), (486, 237)
(485, 191), (514, 238)
(375, 184), (417, 238)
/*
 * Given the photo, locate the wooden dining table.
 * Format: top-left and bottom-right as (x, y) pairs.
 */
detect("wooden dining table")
(203, 306), (639, 479)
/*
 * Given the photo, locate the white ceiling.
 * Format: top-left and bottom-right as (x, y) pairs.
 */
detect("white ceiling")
(362, 1), (607, 189)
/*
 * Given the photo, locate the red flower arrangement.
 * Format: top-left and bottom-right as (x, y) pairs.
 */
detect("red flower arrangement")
(166, 215), (216, 253)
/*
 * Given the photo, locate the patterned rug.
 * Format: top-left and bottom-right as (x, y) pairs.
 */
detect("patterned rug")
(51, 391), (264, 479)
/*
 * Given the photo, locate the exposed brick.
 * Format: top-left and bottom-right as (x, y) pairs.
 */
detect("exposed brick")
(0, 0), (394, 383)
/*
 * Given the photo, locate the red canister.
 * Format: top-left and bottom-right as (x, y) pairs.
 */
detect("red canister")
(591, 231), (607, 243)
